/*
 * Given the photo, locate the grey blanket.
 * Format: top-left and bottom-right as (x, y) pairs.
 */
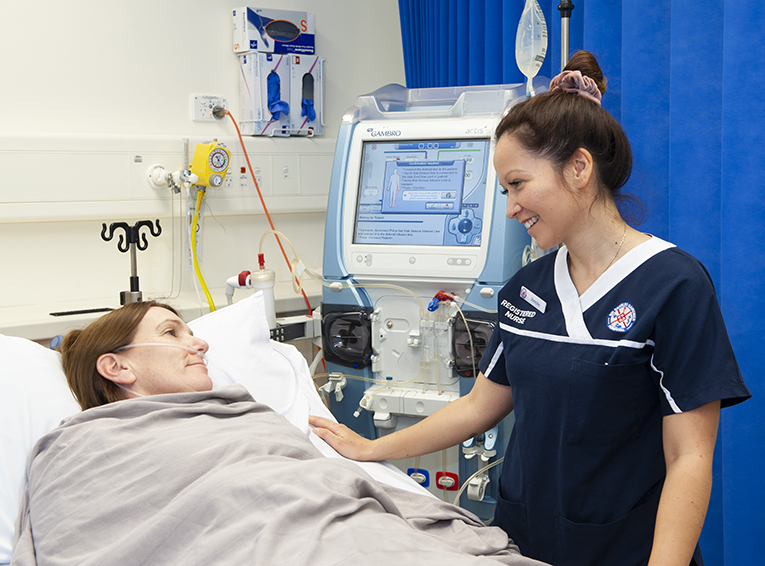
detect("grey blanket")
(13, 385), (548, 566)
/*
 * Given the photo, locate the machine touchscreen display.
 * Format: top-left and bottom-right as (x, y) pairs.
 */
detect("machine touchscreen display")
(352, 139), (490, 247)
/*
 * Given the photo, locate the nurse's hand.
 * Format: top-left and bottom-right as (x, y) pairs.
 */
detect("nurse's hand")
(308, 415), (378, 461)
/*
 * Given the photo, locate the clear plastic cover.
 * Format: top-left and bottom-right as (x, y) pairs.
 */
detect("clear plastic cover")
(341, 83), (535, 124)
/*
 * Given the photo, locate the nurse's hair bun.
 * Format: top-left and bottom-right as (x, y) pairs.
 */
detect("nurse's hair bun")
(549, 51), (607, 105)
(549, 70), (602, 105)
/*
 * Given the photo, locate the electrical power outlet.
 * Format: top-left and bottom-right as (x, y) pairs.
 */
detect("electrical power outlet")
(191, 95), (227, 122)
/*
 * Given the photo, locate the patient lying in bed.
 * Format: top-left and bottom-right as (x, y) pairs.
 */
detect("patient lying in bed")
(11, 300), (547, 566)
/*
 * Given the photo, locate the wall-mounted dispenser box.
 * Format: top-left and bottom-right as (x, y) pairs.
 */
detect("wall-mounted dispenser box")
(289, 55), (324, 136)
(233, 7), (315, 55)
(239, 52), (292, 137)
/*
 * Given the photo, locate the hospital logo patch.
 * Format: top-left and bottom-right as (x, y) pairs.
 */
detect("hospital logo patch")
(607, 302), (636, 332)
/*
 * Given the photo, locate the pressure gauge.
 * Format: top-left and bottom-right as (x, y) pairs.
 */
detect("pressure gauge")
(209, 147), (229, 172)
(190, 141), (231, 187)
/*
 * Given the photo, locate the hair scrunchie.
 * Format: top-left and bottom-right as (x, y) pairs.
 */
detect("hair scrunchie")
(549, 70), (602, 105)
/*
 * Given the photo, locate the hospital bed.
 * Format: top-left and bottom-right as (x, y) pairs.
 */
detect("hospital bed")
(0, 292), (545, 565)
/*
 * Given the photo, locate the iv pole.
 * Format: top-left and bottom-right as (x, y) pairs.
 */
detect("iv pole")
(557, 0), (574, 70)
(101, 220), (162, 305)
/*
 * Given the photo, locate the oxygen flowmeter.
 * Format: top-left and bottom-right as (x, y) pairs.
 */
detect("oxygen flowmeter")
(190, 141), (231, 187)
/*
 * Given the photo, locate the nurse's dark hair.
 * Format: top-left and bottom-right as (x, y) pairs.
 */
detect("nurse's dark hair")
(59, 301), (180, 411)
(495, 51), (641, 219)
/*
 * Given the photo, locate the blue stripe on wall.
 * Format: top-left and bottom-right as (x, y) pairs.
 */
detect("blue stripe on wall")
(448, 0), (458, 85)
(439, 1), (449, 85)
(469, 0), (485, 84)
(621, 0), (672, 240)
(669, 3), (727, 562)
(580, 1), (619, 122)
(668, 0), (724, 281)
(720, 1), (765, 565)
(485, 0), (503, 84)
(502, 0), (524, 84)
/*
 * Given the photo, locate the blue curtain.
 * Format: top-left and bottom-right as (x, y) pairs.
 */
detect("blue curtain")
(399, 0), (547, 87)
(398, 2), (765, 565)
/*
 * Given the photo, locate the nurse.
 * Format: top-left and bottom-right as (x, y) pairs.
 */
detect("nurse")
(310, 51), (751, 566)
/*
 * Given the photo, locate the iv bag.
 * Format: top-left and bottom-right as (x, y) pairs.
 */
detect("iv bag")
(515, 0), (548, 97)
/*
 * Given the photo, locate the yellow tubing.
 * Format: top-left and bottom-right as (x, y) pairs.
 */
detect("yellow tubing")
(191, 189), (216, 312)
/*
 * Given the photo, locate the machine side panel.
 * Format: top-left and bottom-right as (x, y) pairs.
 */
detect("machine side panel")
(322, 123), (355, 280)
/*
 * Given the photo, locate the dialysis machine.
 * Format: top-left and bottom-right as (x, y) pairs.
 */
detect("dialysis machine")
(321, 82), (535, 521)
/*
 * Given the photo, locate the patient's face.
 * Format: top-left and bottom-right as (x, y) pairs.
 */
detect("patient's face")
(120, 307), (212, 396)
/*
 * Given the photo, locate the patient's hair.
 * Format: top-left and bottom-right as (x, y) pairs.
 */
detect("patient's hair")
(60, 301), (180, 410)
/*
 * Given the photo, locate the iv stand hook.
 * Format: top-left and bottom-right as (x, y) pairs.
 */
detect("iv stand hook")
(100, 220), (162, 305)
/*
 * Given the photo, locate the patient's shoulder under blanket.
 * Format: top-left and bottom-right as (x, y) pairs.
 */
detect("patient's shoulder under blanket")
(13, 385), (548, 566)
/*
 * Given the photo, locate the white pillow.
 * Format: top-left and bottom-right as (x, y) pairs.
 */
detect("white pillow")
(188, 291), (312, 433)
(0, 336), (81, 563)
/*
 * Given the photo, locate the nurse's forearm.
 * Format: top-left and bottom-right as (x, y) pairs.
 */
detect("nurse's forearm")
(366, 374), (513, 461)
(366, 393), (490, 460)
(310, 374), (512, 462)
(647, 454), (713, 566)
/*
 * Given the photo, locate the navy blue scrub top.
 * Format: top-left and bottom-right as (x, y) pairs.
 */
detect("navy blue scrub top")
(478, 237), (751, 566)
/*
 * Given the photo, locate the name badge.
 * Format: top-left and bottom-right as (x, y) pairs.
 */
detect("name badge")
(520, 286), (546, 313)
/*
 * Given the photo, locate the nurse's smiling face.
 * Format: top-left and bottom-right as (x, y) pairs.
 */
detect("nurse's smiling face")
(99, 307), (211, 398)
(493, 134), (585, 251)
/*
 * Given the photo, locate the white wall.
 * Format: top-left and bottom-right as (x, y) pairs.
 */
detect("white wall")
(0, 0), (405, 313)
